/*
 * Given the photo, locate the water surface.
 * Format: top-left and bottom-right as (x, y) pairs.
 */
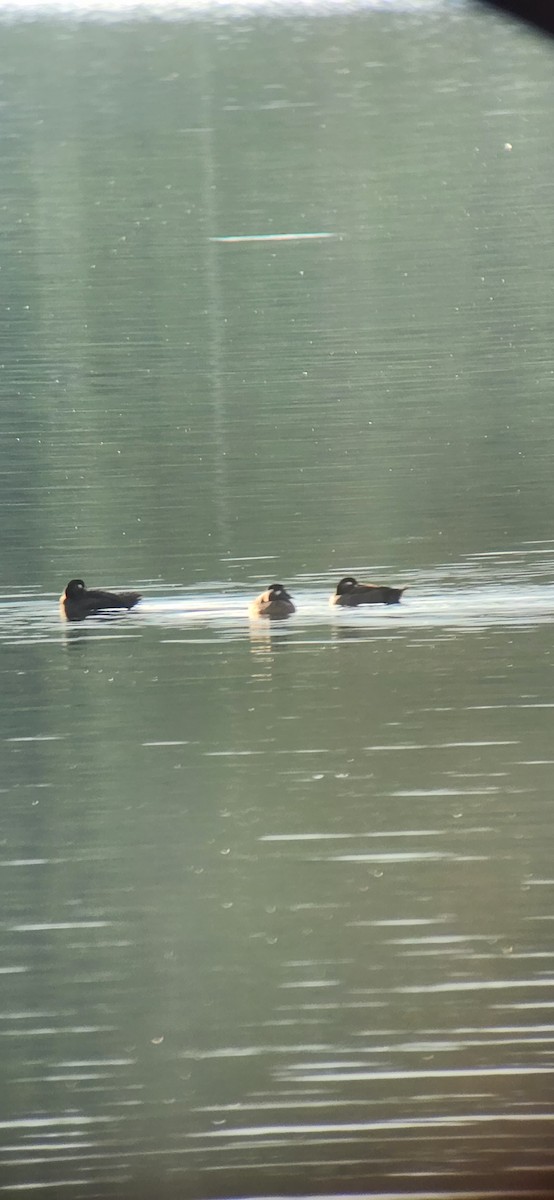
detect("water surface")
(1, 3), (554, 1197)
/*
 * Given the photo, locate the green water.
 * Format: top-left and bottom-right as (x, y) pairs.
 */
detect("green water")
(1, 5), (554, 1197)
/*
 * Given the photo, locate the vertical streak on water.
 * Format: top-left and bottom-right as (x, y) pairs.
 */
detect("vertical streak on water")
(198, 27), (232, 555)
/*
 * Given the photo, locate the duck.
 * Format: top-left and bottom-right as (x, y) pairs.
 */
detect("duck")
(330, 575), (405, 607)
(60, 578), (142, 622)
(249, 583), (296, 619)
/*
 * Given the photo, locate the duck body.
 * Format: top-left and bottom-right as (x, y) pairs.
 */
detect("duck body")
(60, 578), (141, 622)
(330, 575), (405, 607)
(249, 583), (296, 619)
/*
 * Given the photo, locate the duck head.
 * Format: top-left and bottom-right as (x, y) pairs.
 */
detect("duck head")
(65, 579), (86, 599)
(267, 583), (292, 602)
(335, 576), (359, 596)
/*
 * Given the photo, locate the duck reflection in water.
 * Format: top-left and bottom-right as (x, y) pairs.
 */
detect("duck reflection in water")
(330, 575), (405, 607)
(60, 578), (141, 622)
(249, 583), (296, 619)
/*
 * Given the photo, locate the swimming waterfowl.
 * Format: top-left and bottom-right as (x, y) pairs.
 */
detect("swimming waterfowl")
(249, 583), (296, 619)
(60, 578), (141, 622)
(330, 576), (405, 607)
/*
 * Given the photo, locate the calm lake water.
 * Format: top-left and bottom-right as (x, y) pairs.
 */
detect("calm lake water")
(1, 2), (554, 1197)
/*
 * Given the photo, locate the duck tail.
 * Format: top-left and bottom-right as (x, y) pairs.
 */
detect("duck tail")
(119, 592), (141, 610)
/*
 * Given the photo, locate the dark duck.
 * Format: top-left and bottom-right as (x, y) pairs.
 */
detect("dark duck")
(330, 575), (405, 607)
(60, 578), (141, 622)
